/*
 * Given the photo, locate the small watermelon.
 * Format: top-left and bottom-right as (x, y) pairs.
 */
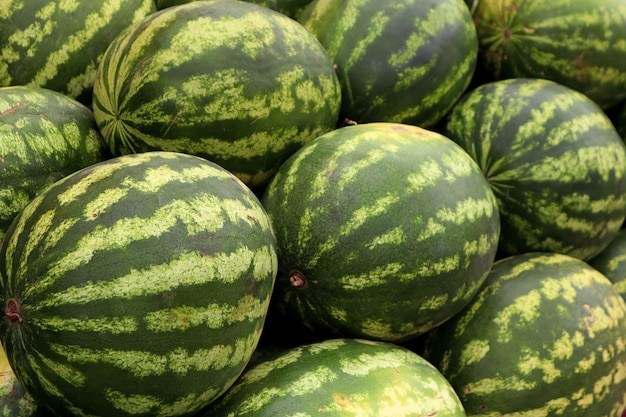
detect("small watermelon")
(422, 252), (626, 416)
(202, 338), (467, 416)
(0, 151), (278, 416)
(470, 0), (626, 109)
(0, 86), (109, 244)
(261, 122), (500, 343)
(298, 0), (478, 128)
(92, 0), (341, 191)
(0, 0), (156, 105)
(444, 78), (626, 260)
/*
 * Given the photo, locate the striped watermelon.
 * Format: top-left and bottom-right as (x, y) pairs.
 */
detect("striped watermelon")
(202, 338), (467, 416)
(0, 0), (156, 105)
(92, 0), (341, 191)
(155, 0), (313, 18)
(297, 0), (478, 128)
(443, 78), (626, 261)
(589, 229), (626, 301)
(422, 252), (626, 416)
(0, 151), (278, 417)
(261, 122), (500, 343)
(0, 86), (109, 244)
(470, 0), (626, 109)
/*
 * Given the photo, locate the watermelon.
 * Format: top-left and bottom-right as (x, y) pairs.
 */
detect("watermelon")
(470, 0), (626, 109)
(0, 151), (278, 417)
(261, 122), (500, 343)
(0, 0), (156, 105)
(0, 86), (110, 244)
(443, 78), (626, 261)
(202, 338), (467, 416)
(589, 229), (626, 301)
(155, 0), (313, 19)
(92, 0), (341, 191)
(297, 0), (478, 128)
(422, 252), (626, 416)
(0, 346), (42, 417)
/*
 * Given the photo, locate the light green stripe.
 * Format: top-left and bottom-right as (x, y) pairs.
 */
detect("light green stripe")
(38, 354), (86, 388)
(33, 246), (274, 309)
(143, 294), (269, 332)
(338, 263), (405, 291)
(50, 331), (259, 378)
(32, 315), (138, 334)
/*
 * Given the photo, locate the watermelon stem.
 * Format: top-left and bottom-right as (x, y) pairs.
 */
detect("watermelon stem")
(5, 299), (22, 324)
(289, 271), (307, 288)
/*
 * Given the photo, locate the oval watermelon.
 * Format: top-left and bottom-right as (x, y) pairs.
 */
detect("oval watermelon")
(444, 78), (626, 261)
(0, 86), (110, 244)
(92, 0), (341, 191)
(422, 252), (626, 416)
(0, 0), (156, 105)
(261, 122), (500, 343)
(470, 0), (626, 109)
(297, 0), (478, 128)
(0, 151), (278, 417)
(202, 338), (467, 416)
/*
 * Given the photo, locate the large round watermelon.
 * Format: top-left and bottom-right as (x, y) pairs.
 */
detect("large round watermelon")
(0, 86), (110, 244)
(92, 0), (341, 191)
(202, 338), (467, 416)
(0, 151), (278, 417)
(297, 0), (478, 128)
(422, 252), (626, 416)
(0, 0), (156, 105)
(261, 122), (501, 343)
(470, 0), (626, 109)
(444, 78), (626, 261)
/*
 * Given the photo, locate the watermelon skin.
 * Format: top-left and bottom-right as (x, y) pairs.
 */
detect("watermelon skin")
(471, 0), (626, 110)
(261, 122), (500, 343)
(589, 229), (626, 302)
(0, 86), (110, 244)
(444, 78), (626, 261)
(0, 151), (278, 417)
(0, 0), (156, 106)
(422, 252), (626, 417)
(297, 0), (478, 128)
(92, 0), (341, 191)
(202, 338), (467, 417)
(155, 0), (313, 19)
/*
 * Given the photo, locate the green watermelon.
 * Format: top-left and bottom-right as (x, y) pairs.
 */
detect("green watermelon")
(470, 0), (626, 109)
(0, 151), (278, 417)
(202, 338), (467, 416)
(422, 252), (626, 416)
(297, 0), (478, 128)
(443, 78), (626, 261)
(589, 229), (626, 301)
(155, 0), (313, 19)
(92, 0), (341, 191)
(261, 122), (500, 343)
(0, 86), (110, 244)
(0, 0), (156, 105)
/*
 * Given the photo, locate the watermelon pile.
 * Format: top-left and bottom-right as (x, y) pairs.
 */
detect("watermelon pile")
(1, 0), (626, 416)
